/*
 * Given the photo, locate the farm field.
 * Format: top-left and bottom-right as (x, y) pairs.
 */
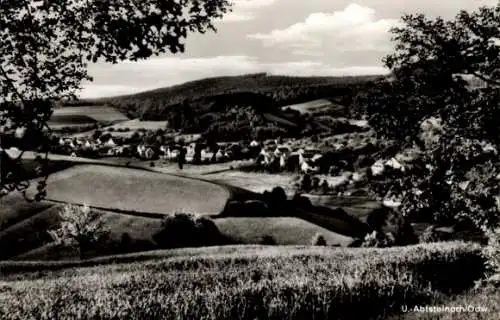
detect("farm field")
(53, 105), (129, 123)
(204, 171), (299, 194)
(145, 160), (255, 176)
(47, 114), (97, 130)
(103, 119), (169, 131)
(30, 164), (231, 215)
(0, 242), (486, 320)
(306, 195), (381, 221)
(215, 217), (354, 246)
(281, 99), (338, 114)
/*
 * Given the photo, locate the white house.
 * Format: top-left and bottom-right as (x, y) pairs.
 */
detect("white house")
(105, 138), (116, 147)
(250, 140), (260, 147)
(300, 161), (319, 174)
(311, 154), (323, 163)
(185, 148), (195, 162)
(215, 149), (224, 161)
(385, 157), (404, 171)
(274, 146), (290, 158)
(371, 160), (385, 176)
(279, 154), (287, 169)
(144, 147), (155, 160)
(201, 149), (212, 161)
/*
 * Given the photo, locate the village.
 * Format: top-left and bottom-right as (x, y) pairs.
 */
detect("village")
(54, 131), (328, 174)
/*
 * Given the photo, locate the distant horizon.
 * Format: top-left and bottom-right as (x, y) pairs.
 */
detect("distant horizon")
(78, 69), (389, 100)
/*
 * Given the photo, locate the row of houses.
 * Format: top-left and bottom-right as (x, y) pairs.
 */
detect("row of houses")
(55, 135), (325, 173)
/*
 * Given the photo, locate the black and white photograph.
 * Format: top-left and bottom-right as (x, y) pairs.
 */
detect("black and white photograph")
(1, 0), (500, 319)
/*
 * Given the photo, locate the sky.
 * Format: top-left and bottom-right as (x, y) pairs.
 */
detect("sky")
(79, 0), (498, 98)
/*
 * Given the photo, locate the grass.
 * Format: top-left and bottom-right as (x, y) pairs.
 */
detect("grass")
(282, 99), (339, 114)
(53, 105), (129, 123)
(32, 164), (231, 215)
(1, 207), (163, 261)
(0, 194), (53, 231)
(215, 217), (353, 246)
(103, 119), (169, 131)
(48, 114), (97, 125)
(0, 242), (485, 319)
(0, 205), (66, 259)
(205, 171), (298, 194)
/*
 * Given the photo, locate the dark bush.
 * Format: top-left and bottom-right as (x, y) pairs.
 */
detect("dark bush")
(312, 233), (327, 246)
(366, 207), (392, 231)
(269, 187), (287, 211)
(259, 235), (277, 245)
(300, 174), (312, 192)
(292, 193), (313, 209)
(223, 200), (244, 216)
(394, 221), (419, 246)
(243, 200), (270, 216)
(153, 213), (224, 248)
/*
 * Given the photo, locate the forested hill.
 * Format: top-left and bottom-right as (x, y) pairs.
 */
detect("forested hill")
(73, 73), (384, 119)
(65, 73), (384, 141)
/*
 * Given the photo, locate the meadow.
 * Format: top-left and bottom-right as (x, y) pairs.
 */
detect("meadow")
(215, 217), (353, 246)
(35, 165), (231, 215)
(47, 115), (97, 130)
(0, 242), (486, 320)
(281, 99), (339, 114)
(52, 105), (129, 123)
(103, 119), (169, 131)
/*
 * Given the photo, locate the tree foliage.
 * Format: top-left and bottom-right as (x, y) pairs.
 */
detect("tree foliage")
(48, 203), (109, 259)
(363, 3), (500, 230)
(0, 0), (231, 199)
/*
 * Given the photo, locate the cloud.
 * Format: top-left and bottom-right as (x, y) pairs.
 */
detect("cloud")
(80, 55), (388, 98)
(248, 3), (398, 56)
(219, 0), (278, 22)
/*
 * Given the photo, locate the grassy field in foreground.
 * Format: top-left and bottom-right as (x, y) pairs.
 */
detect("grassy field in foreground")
(32, 164), (231, 215)
(0, 242), (486, 319)
(215, 217), (354, 246)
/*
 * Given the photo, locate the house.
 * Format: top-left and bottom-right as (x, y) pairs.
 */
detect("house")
(274, 146), (290, 158)
(105, 138), (116, 147)
(215, 149), (225, 162)
(385, 157), (404, 171)
(160, 145), (168, 156)
(166, 148), (180, 160)
(279, 154), (287, 169)
(144, 147), (155, 160)
(137, 144), (146, 157)
(371, 160), (385, 176)
(185, 147), (195, 162)
(201, 149), (212, 161)
(250, 140), (260, 147)
(298, 150), (316, 165)
(300, 161), (319, 174)
(311, 154), (323, 163)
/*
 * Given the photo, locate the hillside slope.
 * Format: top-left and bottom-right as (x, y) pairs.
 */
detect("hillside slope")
(63, 73), (381, 140)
